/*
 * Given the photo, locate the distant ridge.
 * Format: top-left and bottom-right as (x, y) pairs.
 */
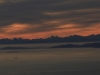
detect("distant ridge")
(51, 43), (100, 48)
(1, 43), (100, 50)
(1, 46), (33, 50)
(0, 34), (100, 44)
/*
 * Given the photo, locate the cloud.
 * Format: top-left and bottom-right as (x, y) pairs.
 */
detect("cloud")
(0, 0), (100, 36)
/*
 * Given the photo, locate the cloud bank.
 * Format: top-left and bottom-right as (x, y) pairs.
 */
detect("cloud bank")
(0, 0), (100, 38)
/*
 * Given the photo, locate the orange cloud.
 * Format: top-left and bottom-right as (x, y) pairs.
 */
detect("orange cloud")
(1, 23), (29, 34)
(77, 23), (100, 36)
(0, 23), (100, 39)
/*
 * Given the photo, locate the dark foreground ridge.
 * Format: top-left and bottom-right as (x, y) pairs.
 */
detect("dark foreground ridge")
(0, 34), (100, 44)
(52, 43), (100, 48)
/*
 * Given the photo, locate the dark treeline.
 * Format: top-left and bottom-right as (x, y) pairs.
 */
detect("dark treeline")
(0, 34), (100, 44)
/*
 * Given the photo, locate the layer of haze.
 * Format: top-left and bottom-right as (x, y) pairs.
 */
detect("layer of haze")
(0, 0), (100, 38)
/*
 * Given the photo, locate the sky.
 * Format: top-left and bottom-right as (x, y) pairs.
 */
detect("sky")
(0, 0), (100, 39)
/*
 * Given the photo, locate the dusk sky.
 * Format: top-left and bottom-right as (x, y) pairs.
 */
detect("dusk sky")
(0, 0), (100, 39)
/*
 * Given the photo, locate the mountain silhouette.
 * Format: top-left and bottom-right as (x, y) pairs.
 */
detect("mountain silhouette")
(0, 34), (100, 44)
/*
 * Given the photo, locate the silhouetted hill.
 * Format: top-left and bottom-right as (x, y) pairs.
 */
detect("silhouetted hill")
(52, 43), (100, 48)
(0, 34), (100, 44)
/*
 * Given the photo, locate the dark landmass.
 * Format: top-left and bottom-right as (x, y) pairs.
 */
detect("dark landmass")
(52, 43), (100, 48)
(1, 43), (100, 50)
(0, 46), (34, 50)
(0, 34), (100, 44)
(0, 46), (47, 50)
(52, 44), (80, 48)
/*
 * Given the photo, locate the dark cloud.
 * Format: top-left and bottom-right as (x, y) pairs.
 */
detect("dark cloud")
(0, 0), (100, 34)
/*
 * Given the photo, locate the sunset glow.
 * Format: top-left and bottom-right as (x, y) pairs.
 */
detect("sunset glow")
(0, 23), (99, 39)
(0, 0), (100, 39)
(1, 24), (29, 33)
